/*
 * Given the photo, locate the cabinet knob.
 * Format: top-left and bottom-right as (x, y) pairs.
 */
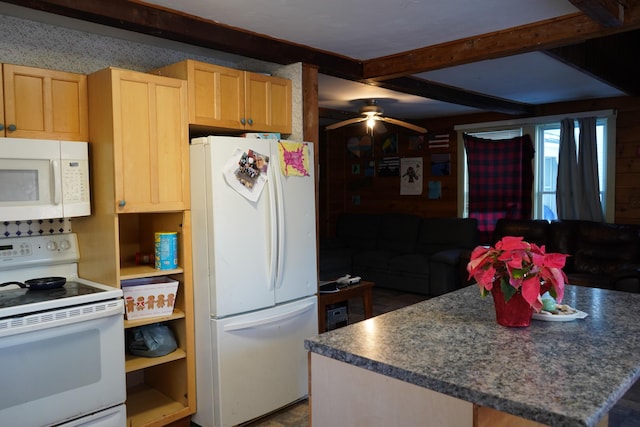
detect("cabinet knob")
(0, 124), (4, 131)
(118, 200), (126, 208)
(247, 118), (253, 126)
(240, 118), (246, 125)
(7, 124), (17, 132)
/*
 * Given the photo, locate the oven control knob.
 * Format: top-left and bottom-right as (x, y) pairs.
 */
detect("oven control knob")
(59, 239), (71, 250)
(46, 241), (58, 251)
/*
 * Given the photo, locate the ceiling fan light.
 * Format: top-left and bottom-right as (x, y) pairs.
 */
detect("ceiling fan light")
(366, 116), (376, 129)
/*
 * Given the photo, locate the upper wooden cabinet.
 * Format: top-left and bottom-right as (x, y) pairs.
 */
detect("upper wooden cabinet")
(0, 71), (4, 137)
(245, 71), (292, 134)
(1, 64), (88, 140)
(153, 60), (292, 134)
(88, 67), (189, 213)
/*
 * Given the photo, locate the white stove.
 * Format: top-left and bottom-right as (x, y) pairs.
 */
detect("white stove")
(0, 233), (126, 427)
(0, 233), (122, 317)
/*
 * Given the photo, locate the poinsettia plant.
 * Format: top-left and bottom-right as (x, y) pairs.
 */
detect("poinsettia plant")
(466, 236), (569, 312)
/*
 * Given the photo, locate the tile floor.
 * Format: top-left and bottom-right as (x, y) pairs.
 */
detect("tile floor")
(224, 288), (640, 427)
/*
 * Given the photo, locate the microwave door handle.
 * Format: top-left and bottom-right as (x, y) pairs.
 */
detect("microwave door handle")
(51, 160), (61, 205)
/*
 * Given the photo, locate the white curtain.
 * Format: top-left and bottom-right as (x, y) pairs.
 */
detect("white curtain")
(556, 117), (604, 220)
(577, 117), (604, 221)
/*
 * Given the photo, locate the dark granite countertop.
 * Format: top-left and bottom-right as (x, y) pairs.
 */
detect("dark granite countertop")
(304, 285), (640, 427)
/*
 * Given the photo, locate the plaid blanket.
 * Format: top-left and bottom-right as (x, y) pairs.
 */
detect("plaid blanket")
(464, 134), (534, 244)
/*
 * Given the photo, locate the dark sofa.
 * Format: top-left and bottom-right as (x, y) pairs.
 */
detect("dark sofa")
(319, 213), (480, 296)
(492, 218), (640, 292)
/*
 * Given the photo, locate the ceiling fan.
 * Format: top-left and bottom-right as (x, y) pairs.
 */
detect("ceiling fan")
(325, 99), (427, 134)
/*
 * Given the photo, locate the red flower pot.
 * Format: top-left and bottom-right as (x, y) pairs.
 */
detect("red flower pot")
(491, 284), (533, 327)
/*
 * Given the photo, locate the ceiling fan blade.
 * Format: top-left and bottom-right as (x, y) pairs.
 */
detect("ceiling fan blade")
(373, 117), (387, 133)
(379, 116), (427, 134)
(325, 117), (367, 130)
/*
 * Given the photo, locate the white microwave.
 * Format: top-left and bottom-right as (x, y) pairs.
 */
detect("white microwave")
(0, 138), (91, 221)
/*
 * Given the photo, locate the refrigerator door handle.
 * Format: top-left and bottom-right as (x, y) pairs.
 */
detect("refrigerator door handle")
(272, 152), (286, 289)
(222, 300), (315, 332)
(267, 160), (279, 291)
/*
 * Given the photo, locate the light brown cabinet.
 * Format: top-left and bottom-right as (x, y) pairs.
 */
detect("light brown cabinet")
(74, 67), (195, 427)
(153, 59), (292, 134)
(1, 63), (88, 140)
(87, 67), (189, 213)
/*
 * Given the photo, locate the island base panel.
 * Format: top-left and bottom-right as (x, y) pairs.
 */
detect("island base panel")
(309, 353), (610, 427)
(475, 406), (608, 427)
(309, 353), (473, 426)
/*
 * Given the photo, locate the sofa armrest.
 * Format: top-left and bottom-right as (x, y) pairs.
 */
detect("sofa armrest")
(459, 249), (474, 286)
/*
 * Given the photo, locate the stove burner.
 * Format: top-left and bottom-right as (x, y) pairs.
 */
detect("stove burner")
(0, 281), (107, 311)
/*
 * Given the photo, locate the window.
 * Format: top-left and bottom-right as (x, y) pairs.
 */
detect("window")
(456, 110), (616, 222)
(536, 120), (607, 221)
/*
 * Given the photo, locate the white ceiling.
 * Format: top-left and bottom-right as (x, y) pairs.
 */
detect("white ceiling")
(133, 1), (629, 119)
(142, 0), (579, 60)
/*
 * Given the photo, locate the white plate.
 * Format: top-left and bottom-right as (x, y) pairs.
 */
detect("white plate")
(532, 308), (589, 322)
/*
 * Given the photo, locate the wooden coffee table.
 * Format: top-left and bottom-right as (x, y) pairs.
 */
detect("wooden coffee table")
(317, 280), (374, 332)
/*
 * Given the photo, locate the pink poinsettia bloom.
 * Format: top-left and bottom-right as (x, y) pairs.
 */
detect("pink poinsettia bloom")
(467, 236), (569, 312)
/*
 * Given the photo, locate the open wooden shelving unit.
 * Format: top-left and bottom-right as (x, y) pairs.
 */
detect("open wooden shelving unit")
(74, 67), (195, 427)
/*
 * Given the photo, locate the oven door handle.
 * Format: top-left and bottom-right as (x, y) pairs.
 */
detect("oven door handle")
(0, 300), (123, 338)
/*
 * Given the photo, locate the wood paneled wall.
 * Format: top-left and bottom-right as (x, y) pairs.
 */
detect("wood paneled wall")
(319, 95), (640, 238)
(319, 124), (458, 238)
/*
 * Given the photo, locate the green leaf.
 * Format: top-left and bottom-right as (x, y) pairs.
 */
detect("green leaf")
(511, 269), (525, 279)
(500, 277), (517, 302)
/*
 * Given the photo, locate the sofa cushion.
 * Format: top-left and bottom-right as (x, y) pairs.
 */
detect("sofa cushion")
(387, 253), (430, 275)
(431, 249), (465, 266)
(547, 220), (581, 272)
(417, 217), (480, 255)
(353, 250), (394, 269)
(493, 218), (549, 246)
(335, 213), (382, 249)
(573, 221), (640, 276)
(377, 213), (422, 253)
(318, 246), (355, 280)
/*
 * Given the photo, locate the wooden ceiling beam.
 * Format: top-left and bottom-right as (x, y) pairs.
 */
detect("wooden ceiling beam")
(568, 0), (625, 27)
(318, 108), (359, 121)
(363, 10), (640, 80)
(373, 77), (535, 116)
(544, 30), (640, 95)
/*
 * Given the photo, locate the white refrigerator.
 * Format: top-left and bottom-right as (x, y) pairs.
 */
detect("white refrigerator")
(189, 136), (318, 427)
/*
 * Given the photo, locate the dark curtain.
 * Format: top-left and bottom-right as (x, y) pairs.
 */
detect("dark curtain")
(556, 118), (581, 219)
(556, 117), (604, 221)
(464, 134), (535, 244)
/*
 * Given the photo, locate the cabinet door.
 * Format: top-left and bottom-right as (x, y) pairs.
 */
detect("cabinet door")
(113, 70), (189, 213)
(0, 66), (4, 136)
(191, 62), (245, 129)
(245, 72), (292, 134)
(2, 64), (88, 140)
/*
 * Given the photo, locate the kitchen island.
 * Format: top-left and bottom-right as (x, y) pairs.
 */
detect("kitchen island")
(304, 285), (640, 427)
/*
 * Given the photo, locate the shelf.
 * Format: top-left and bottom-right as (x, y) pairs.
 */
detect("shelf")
(126, 384), (190, 427)
(126, 348), (187, 373)
(124, 309), (186, 329)
(120, 265), (184, 280)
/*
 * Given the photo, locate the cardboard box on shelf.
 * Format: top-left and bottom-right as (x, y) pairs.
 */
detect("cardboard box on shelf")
(122, 277), (178, 320)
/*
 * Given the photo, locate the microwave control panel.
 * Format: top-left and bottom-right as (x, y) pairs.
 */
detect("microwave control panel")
(62, 160), (90, 203)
